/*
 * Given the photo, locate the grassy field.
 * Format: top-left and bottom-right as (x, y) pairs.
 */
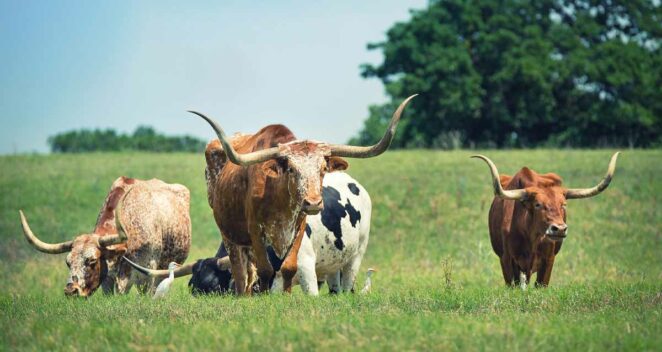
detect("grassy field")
(0, 150), (660, 351)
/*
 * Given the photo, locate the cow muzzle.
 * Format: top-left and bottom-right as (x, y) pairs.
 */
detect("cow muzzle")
(545, 223), (568, 240)
(302, 198), (323, 215)
(64, 283), (85, 297)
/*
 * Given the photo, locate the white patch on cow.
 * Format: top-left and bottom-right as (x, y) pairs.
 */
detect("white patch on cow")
(519, 272), (527, 290)
(288, 153), (325, 199)
(299, 172), (372, 294)
(262, 211), (300, 259)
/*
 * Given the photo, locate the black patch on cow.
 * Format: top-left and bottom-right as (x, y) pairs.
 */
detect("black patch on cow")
(215, 242), (229, 258)
(322, 186), (347, 250)
(189, 257), (232, 295)
(321, 186), (362, 251)
(266, 246), (283, 272)
(347, 183), (360, 195)
(345, 199), (361, 227)
(189, 243), (233, 295)
(305, 224), (312, 238)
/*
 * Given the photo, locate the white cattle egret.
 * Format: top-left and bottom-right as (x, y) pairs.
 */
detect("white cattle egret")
(153, 262), (181, 299)
(360, 268), (377, 294)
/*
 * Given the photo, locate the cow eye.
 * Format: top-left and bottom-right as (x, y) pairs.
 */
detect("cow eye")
(534, 203), (542, 209)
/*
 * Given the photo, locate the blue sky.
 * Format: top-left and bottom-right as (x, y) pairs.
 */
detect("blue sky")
(0, 0), (427, 154)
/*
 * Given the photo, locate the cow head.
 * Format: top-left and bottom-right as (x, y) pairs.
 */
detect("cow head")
(18, 209), (128, 297)
(189, 94), (416, 215)
(473, 152), (620, 242)
(520, 185), (568, 240)
(188, 257), (233, 295)
(259, 141), (349, 215)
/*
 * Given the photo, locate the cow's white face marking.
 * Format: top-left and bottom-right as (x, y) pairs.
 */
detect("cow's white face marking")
(288, 153), (326, 200)
(65, 235), (103, 295)
(280, 140), (330, 215)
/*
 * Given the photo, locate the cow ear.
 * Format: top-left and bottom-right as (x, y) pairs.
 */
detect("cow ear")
(520, 190), (536, 204)
(101, 243), (127, 261)
(326, 157), (349, 171)
(263, 160), (280, 178)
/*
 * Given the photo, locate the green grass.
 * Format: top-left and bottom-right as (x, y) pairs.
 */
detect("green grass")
(1, 150), (660, 351)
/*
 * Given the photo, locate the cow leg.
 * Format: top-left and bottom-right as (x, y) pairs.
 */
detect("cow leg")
(536, 255), (556, 287)
(227, 243), (249, 295)
(248, 233), (275, 293)
(143, 259), (164, 295)
(101, 276), (115, 295)
(327, 272), (341, 294)
(340, 256), (362, 293)
(512, 259), (523, 288)
(499, 256), (515, 286)
(296, 235), (319, 296)
(279, 221), (306, 293)
(114, 260), (136, 294)
(246, 255), (259, 293)
(271, 271), (284, 293)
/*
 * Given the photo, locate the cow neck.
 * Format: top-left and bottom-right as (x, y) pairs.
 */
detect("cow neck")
(513, 201), (541, 257)
(261, 200), (305, 259)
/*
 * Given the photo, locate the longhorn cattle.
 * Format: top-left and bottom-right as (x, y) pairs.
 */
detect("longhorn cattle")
(472, 153), (620, 287)
(19, 177), (191, 297)
(128, 171), (371, 295)
(189, 94), (415, 294)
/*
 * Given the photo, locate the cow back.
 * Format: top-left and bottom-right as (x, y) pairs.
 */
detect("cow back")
(101, 177), (191, 268)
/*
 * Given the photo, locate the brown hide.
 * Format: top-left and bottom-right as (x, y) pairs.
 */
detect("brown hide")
(488, 168), (568, 287)
(207, 125), (296, 247)
(206, 125), (341, 294)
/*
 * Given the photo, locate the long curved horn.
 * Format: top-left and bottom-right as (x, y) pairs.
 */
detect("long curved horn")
(19, 210), (73, 254)
(471, 155), (528, 201)
(98, 187), (132, 247)
(122, 256), (196, 278)
(188, 111), (281, 166)
(328, 94), (418, 158)
(565, 152), (620, 199)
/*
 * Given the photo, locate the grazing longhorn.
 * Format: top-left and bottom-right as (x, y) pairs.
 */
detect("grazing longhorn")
(473, 153), (620, 287)
(125, 171), (372, 296)
(190, 95), (415, 295)
(19, 177), (191, 297)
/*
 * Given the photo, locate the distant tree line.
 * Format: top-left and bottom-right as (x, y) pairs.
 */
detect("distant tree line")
(352, 0), (661, 148)
(48, 126), (206, 153)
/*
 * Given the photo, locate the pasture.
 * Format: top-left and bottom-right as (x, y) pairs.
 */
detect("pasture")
(1, 150), (660, 351)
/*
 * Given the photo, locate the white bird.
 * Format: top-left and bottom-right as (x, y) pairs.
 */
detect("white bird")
(360, 268), (378, 294)
(152, 261), (181, 299)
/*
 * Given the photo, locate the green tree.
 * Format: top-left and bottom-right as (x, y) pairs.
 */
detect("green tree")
(354, 0), (661, 148)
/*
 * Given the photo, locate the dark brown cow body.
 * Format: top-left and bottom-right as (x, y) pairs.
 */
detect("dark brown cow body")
(191, 95), (415, 295)
(474, 153), (619, 287)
